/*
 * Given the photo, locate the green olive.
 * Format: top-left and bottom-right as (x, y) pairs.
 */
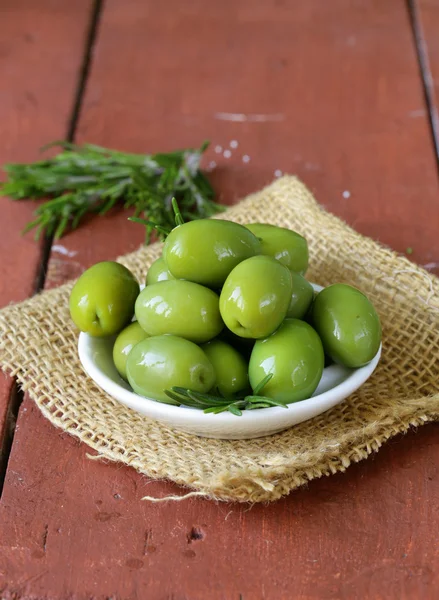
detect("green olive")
(201, 340), (249, 396)
(312, 283), (381, 368)
(249, 318), (324, 403)
(145, 257), (175, 285)
(219, 256), (292, 338)
(112, 322), (149, 381)
(69, 261), (139, 337)
(126, 335), (215, 404)
(286, 272), (314, 319)
(163, 219), (261, 288)
(135, 280), (223, 343)
(245, 223), (308, 274)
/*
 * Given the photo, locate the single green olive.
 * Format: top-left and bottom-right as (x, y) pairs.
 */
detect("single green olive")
(201, 339), (249, 396)
(69, 261), (139, 337)
(249, 318), (324, 403)
(135, 279), (223, 343)
(312, 283), (381, 368)
(163, 219), (261, 288)
(286, 272), (314, 319)
(219, 255), (292, 338)
(145, 257), (175, 285)
(126, 335), (215, 404)
(245, 223), (309, 275)
(112, 322), (149, 381)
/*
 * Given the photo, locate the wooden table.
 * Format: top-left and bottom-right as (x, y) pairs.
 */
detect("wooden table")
(1, 1), (438, 598)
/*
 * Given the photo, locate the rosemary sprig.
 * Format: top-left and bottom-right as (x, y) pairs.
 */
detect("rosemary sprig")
(128, 196), (185, 237)
(165, 374), (287, 416)
(0, 140), (224, 241)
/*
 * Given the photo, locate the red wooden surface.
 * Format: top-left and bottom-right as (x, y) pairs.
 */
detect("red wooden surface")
(1, 1), (439, 598)
(0, 0), (95, 476)
(1, 401), (438, 600)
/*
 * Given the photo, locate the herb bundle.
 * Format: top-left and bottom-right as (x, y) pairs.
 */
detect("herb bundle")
(0, 141), (223, 241)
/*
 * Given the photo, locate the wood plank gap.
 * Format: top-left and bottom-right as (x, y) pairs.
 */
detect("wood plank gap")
(407, 0), (439, 164)
(66, 0), (105, 143)
(0, 384), (23, 497)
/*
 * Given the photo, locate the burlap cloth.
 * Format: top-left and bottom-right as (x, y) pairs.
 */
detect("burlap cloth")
(0, 176), (438, 503)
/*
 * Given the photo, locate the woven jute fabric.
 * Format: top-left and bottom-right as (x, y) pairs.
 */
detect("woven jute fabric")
(1, 176), (438, 502)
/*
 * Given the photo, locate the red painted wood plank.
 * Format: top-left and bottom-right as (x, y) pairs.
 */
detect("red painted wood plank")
(0, 0), (95, 460)
(74, 0), (439, 267)
(1, 1), (438, 598)
(1, 400), (438, 599)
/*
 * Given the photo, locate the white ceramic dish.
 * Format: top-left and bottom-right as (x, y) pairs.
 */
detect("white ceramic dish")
(78, 284), (381, 439)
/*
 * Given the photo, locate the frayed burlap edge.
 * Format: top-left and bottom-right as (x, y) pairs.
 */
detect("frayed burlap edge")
(0, 176), (438, 503)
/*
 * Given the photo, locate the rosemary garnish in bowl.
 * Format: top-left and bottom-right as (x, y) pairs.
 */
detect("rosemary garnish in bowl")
(165, 374), (287, 416)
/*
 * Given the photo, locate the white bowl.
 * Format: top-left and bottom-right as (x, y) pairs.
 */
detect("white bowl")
(78, 285), (381, 439)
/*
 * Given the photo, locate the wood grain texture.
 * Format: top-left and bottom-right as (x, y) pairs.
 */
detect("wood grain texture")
(1, 401), (437, 600)
(1, 0), (439, 598)
(0, 0), (95, 455)
(74, 0), (439, 266)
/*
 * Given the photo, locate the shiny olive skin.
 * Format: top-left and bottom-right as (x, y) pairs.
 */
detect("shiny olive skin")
(145, 257), (175, 285)
(135, 280), (223, 343)
(126, 335), (215, 404)
(286, 272), (314, 319)
(112, 322), (149, 381)
(219, 256), (292, 339)
(69, 261), (139, 337)
(245, 223), (309, 275)
(312, 284), (381, 368)
(249, 318), (324, 404)
(201, 340), (249, 396)
(163, 219), (261, 288)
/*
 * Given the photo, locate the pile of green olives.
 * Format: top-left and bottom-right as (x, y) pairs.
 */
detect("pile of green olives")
(70, 219), (382, 408)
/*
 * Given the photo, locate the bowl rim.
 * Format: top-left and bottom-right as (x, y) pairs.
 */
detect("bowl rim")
(79, 336), (381, 425)
(77, 283), (382, 428)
